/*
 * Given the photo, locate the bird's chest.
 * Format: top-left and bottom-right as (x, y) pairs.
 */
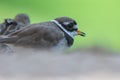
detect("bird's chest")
(52, 38), (68, 50)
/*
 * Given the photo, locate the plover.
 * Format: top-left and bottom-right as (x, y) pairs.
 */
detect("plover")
(0, 13), (30, 53)
(0, 17), (86, 50)
(0, 13), (30, 35)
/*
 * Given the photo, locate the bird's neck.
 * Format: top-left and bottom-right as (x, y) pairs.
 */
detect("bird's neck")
(51, 20), (74, 47)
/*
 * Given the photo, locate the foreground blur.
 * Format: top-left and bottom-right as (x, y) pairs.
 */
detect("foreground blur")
(0, 47), (120, 80)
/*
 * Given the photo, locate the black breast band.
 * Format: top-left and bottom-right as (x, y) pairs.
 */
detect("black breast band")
(51, 20), (74, 47)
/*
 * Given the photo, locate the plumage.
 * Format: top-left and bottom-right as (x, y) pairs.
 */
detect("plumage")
(0, 13), (31, 53)
(0, 17), (86, 50)
(0, 13), (30, 35)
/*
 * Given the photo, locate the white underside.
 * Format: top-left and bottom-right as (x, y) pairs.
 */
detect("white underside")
(52, 38), (68, 51)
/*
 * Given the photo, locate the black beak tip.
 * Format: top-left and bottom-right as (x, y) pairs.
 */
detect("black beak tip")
(81, 32), (86, 37)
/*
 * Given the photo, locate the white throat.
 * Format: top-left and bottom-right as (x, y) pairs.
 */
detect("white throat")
(51, 20), (75, 39)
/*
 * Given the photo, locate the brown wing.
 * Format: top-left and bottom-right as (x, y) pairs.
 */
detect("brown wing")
(0, 24), (41, 44)
(0, 22), (65, 48)
(13, 23), (65, 48)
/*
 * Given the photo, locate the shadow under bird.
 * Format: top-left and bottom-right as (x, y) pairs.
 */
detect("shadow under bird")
(0, 17), (86, 50)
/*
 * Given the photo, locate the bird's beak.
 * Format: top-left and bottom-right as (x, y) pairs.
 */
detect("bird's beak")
(77, 30), (86, 37)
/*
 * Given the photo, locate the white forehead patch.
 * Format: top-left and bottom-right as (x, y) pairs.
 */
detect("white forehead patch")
(73, 25), (78, 29)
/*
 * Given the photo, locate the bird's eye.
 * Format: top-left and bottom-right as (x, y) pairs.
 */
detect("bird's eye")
(68, 23), (73, 28)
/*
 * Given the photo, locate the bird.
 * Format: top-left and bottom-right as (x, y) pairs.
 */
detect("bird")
(0, 17), (86, 50)
(0, 13), (30, 35)
(0, 13), (30, 53)
(14, 13), (30, 26)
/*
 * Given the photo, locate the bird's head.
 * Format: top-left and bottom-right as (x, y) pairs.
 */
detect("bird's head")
(14, 13), (30, 25)
(54, 17), (86, 37)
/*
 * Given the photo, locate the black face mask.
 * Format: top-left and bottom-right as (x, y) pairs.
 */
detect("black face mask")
(62, 21), (78, 32)
(64, 32), (74, 47)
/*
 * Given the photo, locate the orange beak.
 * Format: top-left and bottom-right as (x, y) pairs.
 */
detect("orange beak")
(77, 30), (86, 37)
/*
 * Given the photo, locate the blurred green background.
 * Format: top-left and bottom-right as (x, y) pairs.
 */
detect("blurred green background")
(0, 0), (120, 51)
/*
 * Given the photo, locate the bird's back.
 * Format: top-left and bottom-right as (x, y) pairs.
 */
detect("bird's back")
(12, 22), (66, 49)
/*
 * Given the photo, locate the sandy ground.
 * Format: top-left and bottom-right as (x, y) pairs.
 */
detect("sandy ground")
(0, 46), (120, 80)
